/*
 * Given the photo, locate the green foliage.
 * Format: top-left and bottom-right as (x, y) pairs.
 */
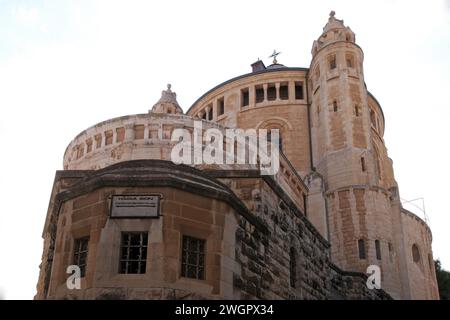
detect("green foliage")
(435, 260), (450, 300)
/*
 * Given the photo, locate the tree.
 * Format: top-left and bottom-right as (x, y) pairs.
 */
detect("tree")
(435, 259), (450, 300)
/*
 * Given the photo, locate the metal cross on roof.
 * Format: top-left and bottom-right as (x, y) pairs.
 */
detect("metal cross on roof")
(269, 50), (281, 64)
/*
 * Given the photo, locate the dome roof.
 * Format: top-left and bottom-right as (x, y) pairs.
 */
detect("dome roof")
(151, 84), (183, 114)
(266, 63), (287, 69)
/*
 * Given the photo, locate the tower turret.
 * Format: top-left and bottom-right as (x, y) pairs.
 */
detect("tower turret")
(308, 12), (405, 299)
(151, 84), (183, 114)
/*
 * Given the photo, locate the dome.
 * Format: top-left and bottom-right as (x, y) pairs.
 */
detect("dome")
(266, 63), (287, 69)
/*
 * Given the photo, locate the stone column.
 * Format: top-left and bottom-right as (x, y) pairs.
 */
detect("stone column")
(249, 86), (255, 108)
(112, 129), (117, 144)
(288, 81), (295, 102)
(101, 132), (106, 148)
(124, 123), (135, 141)
(144, 124), (149, 140)
(275, 83), (280, 101)
(205, 106), (211, 121)
(263, 83), (268, 102)
(92, 133), (98, 151)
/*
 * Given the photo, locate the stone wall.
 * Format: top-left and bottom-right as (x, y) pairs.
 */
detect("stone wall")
(36, 161), (391, 300)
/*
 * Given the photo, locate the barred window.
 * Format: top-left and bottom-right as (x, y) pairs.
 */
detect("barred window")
(119, 232), (148, 274)
(181, 235), (205, 280)
(73, 237), (89, 277)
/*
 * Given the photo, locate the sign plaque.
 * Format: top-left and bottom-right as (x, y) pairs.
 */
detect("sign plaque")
(110, 194), (161, 218)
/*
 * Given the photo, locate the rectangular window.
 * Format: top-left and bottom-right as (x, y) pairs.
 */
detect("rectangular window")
(105, 130), (113, 145)
(95, 134), (102, 148)
(181, 235), (205, 280)
(267, 84), (276, 101)
(295, 82), (304, 100)
(134, 125), (145, 139)
(241, 88), (249, 107)
(86, 139), (93, 153)
(208, 107), (213, 121)
(73, 237), (89, 277)
(375, 240), (382, 260)
(255, 86), (264, 103)
(119, 232), (148, 274)
(358, 239), (366, 259)
(361, 157), (366, 172)
(76, 145), (84, 159)
(218, 98), (225, 116)
(279, 84), (289, 100)
(116, 127), (125, 143)
(355, 105), (360, 117)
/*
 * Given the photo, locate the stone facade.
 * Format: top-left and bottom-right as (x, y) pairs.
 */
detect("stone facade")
(35, 12), (438, 300)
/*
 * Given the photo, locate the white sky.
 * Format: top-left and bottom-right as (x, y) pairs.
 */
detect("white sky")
(0, 0), (449, 300)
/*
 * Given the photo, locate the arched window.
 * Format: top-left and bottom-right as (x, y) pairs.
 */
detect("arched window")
(289, 247), (297, 288)
(412, 244), (421, 263)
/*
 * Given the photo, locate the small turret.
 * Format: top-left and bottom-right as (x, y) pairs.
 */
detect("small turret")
(311, 11), (355, 55)
(151, 84), (183, 114)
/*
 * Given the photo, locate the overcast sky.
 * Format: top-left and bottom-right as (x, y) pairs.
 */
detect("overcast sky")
(0, 0), (449, 299)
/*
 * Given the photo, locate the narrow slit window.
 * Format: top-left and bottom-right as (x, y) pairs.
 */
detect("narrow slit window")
(358, 239), (366, 259)
(208, 107), (213, 121)
(361, 157), (366, 172)
(333, 100), (338, 112)
(289, 247), (297, 288)
(355, 105), (360, 117)
(218, 98), (225, 116)
(375, 240), (381, 260)
(241, 88), (249, 107)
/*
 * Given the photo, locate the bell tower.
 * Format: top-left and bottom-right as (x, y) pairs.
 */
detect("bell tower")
(308, 12), (405, 298)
